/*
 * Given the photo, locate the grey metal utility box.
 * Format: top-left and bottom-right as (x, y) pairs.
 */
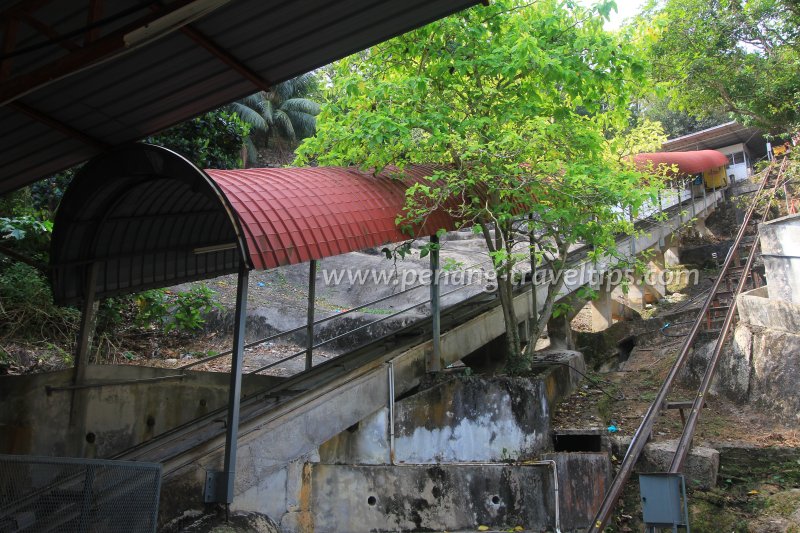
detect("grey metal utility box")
(639, 472), (690, 532)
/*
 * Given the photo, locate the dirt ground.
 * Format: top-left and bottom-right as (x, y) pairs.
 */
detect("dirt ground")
(554, 261), (800, 532)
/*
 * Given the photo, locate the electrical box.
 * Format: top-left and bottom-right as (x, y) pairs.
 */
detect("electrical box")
(639, 472), (690, 532)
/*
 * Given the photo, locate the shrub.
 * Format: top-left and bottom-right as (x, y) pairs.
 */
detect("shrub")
(0, 262), (79, 342)
(133, 285), (221, 333)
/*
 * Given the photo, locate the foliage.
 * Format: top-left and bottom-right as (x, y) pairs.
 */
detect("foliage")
(635, 95), (730, 139)
(230, 73), (321, 163)
(297, 0), (662, 372)
(146, 108), (250, 169)
(611, 118), (669, 158)
(0, 214), (53, 266)
(640, 0), (800, 133)
(30, 170), (76, 214)
(134, 285), (221, 333)
(0, 262), (79, 343)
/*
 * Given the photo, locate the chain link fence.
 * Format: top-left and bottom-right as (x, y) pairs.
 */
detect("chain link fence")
(0, 455), (161, 533)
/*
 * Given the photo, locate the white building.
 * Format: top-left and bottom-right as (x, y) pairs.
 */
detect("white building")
(661, 121), (768, 183)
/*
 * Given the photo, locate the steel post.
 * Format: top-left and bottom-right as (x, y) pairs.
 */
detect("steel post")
(70, 262), (98, 451)
(73, 262), (98, 386)
(220, 264), (249, 504)
(306, 259), (317, 370)
(428, 234), (441, 372)
(529, 214), (538, 327)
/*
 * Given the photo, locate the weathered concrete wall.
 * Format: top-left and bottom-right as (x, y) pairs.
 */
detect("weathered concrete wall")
(759, 213), (800, 303)
(542, 452), (612, 531)
(0, 365), (281, 458)
(723, 288), (800, 422)
(304, 463), (556, 533)
(394, 376), (550, 463)
(319, 353), (585, 466)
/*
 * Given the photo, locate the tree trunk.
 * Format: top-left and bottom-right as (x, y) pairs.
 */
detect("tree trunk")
(498, 271), (526, 374)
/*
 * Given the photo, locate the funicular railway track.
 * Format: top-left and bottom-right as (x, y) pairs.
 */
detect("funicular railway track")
(114, 184), (719, 476)
(588, 156), (791, 532)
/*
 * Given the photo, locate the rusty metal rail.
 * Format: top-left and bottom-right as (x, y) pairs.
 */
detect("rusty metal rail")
(588, 158), (787, 532)
(670, 157), (789, 472)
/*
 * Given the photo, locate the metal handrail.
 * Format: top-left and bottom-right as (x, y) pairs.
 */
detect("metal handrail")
(247, 278), (487, 374)
(180, 256), (495, 369)
(587, 162), (778, 533)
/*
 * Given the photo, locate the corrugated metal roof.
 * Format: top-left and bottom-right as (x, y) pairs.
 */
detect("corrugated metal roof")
(208, 165), (456, 270)
(0, 0), (481, 195)
(634, 150), (729, 175)
(51, 144), (462, 304)
(661, 121), (768, 157)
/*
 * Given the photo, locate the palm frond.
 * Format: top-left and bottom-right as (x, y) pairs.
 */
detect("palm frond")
(283, 110), (317, 140)
(243, 136), (258, 165)
(273, 110), (297, 142)
(280, 98), (320, 115)
(230, 102), (267, 133)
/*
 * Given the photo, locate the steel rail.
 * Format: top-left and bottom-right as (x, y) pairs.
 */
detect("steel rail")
(587, 163), (775, 533)
(181, 188), (718, 371)
(180, 256), (495, 369)
(670, 156), (789, 473)
(247, 278), (485, 375)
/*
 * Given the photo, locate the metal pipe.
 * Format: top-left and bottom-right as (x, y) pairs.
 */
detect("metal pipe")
(73, 262), (99, 386)
(387, 361), (396, 465)
(46, 374), (185, 394)
(587, 164), (775, 533)
(429, 234), (441, 373)
(305, 259), (317, 371)
(220, 265), (249, 504)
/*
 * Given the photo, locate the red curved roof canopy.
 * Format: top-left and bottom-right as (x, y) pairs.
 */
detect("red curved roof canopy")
(633, 150), (728, 175)
(207, 166), (459, 270)
(51, 145), (463, 303)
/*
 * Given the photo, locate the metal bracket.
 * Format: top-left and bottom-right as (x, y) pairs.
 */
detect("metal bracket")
(204, 470), (222, 503)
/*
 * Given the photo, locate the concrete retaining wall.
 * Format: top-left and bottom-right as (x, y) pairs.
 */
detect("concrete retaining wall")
(0, 365), (281, 458)
(304, 463), (556, 532)
(724, 288), (800, 421)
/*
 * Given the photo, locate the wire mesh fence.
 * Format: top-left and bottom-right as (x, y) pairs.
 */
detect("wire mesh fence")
(0, 455), (161, 533)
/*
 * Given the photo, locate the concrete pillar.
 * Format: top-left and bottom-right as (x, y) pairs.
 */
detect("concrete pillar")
(694, 216), (714, 239)
(644, 250), (667, 299)
(547, 312), (574, 350)
(590, 284), (613, 332)
(626, 281), (647, 310)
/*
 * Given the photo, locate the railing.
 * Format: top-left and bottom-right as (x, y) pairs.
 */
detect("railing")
(0, 455), (162, 533)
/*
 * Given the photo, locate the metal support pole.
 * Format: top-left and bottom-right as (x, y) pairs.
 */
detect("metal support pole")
(73, 262), (99, 386)
(387, 361), (396, 465)
(658, 191), (665, 248)
(629, 207), (636, 257)
(428, 234), (441, 373)
(70, 262), (99, 452)
(690, 179), (696, 218)
(305, 259), (317, 371)
(213, 264), (248, 504)
(703, 185), (707, 212)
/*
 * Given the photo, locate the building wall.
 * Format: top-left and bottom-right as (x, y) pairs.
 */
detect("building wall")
(716, 143), (752, 182)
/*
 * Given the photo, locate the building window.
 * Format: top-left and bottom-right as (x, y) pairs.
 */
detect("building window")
(727, 152), (745, 166)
